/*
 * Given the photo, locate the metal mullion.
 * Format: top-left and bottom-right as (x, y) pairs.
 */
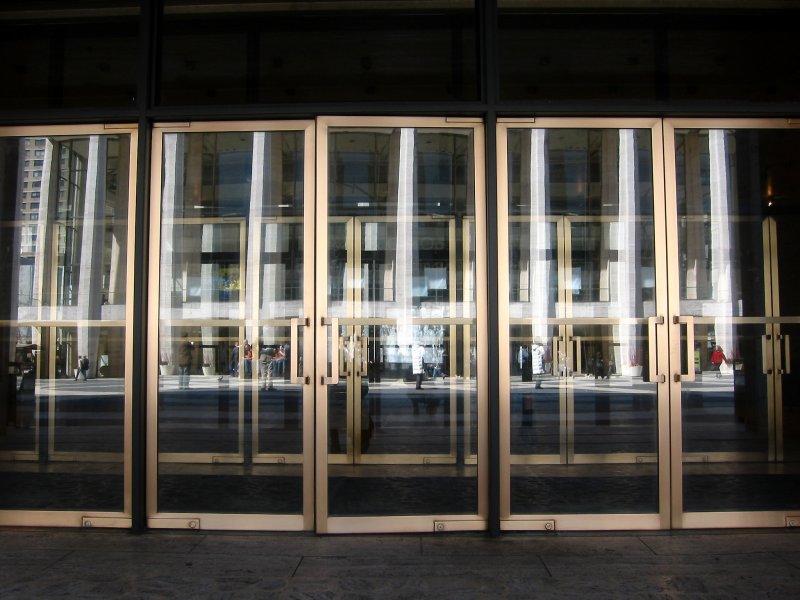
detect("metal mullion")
(768, 218), (782, 462)
(662, 119), (685, 528)
(650, 118), (672, 530)
(490, 124), (516, 526)
(131, 0), (159, 534)
(314, 118), (331, 533)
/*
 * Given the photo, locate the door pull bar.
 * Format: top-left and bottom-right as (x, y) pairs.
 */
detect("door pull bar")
(321, 317), (340, 385)
(290, 318), (310, 385)
(782, 334), (791, 375)
(673, 316), (695, 382)
(647, 316), (663, 383)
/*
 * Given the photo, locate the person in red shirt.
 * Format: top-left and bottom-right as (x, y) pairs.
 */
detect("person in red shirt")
(710, 345), (727, 378)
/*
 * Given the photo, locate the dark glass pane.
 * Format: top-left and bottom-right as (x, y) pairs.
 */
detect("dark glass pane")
(159, 4), (478, 105)
(498, 10), (800, 105)
(498, 14), (658, 103)
(667, 21), (800, 103)
(0, 3), (139, 110)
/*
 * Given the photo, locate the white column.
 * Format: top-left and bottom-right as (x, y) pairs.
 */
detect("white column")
(528, 129), (552, 343)
(160, 133), (185, 365)
(615, 130), (640, 368)
(76, 136), (107, 376)
(395, 128), (415, 348)
(708, 130), (734, 356)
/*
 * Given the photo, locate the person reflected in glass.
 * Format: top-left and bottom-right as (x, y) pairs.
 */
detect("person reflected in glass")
(531, 339), (545, 388)
(243, 339), (253, 378)
(412, 342), (426, 390)
(178, 334), (193, 390)
(259, 345), (274, 390)
(711, 345), (727, 379)
(73, 355), (89, 381)
(519, 344), (531, 381)
(282, 342), (291, 381)
(273, 345), (285, 377)
(229, 343), (239, 377)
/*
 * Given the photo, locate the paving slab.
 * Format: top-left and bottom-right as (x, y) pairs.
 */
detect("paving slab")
(422, 533), (653, 557)
(193, 533), (422, 558)
(640, 531), (800, 556)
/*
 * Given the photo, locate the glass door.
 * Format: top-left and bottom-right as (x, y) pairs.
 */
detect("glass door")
(316, 118), (487, 533)
(0, 127), (136, 527)
(666, 121), (800, 528)
(148, 123), (314, 531)
(498, 120), (670, 531)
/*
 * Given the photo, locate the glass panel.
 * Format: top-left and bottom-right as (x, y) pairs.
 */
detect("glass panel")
(326, 126), (478, 517)
(498, 8), (800, 105)
(667, 21), (800, 104)
(0, 132), (131, 511)
(157, 130), (306, 515)
(498, 13), (657, 103)
(507, 128), (659, 515)
(0, 3), (139, 110)
(677, 129), (800, 512)
(159, 3), (477, 105)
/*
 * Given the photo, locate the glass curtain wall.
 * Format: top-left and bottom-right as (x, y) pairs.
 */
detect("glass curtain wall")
(0, 128), (134, 524)
(151, 124), (313, 529)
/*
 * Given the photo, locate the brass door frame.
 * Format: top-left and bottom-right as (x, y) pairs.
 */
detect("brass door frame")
(0, 124), (138, 529)
(315, 116), (488, 534)
(497, 118), (671, 532)
(664, 118), (800, 529)
(147, 121), (316, 531)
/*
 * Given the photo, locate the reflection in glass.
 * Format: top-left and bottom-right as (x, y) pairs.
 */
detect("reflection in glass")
(157, 130), (306, 515)
(507, 128), (659, 515)
(676, 129), (800, 512)
(0, 133), (130, 511)
(326, 127), (478, 516)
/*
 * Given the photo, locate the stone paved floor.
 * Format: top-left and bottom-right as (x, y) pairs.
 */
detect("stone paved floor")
(2, 528), (800, 598)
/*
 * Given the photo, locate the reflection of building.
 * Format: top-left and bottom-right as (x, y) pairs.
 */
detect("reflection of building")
(2, 2), (800, 536)
(9, 136), (130, 380)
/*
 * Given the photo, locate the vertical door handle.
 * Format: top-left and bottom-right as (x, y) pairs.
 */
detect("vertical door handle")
(784, 334), (791, 375)
(359, 335), (368, 376)
(321, 317), (340, 385)
(673, 316), (695, 382)
(762, 334), (773, 375)
(552, 336), (561, 377)
(571, 336), (582, 377)
(648, 316), (664, 383)
(290, 318), (309, 385)
(353, 335), (368, 376)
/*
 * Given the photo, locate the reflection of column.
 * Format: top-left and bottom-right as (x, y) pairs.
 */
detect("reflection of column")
(616, 130), (641, 367)
(161, 134), (186, 363)
(599, 130), (618, 304)
(108, 138), (128, 306)
(76, 136), (107, 376)
(684, 133), (708, 300)
(708, 130), (733, 354)
(527, 129), (552, 342)
(252, 133), (288, 338)
(393, 128), (415, 347)
(32, 139), (56, 322)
